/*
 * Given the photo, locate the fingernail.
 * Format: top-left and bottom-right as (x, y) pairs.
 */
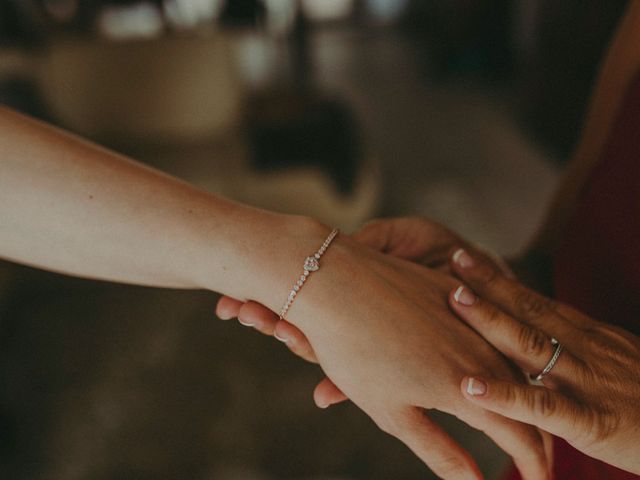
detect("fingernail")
(216, 308), (233, 320)
(453, 248), (475, 268)
(274, 331), (290, 343)
(238, 319), (255, 327)
(466, 378), (487, 396)
(454, 286), (477, 306)
(317, 402), (330, 409)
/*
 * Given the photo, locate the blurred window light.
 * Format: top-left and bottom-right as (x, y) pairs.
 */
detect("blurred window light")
(98, 3), (164, 40)
(234, 34), (279, 88)
(301, 0), (354, 22)
(264, 0), (296, 35)
(163, 0), (223, 29)
(365, 0), (409, 23)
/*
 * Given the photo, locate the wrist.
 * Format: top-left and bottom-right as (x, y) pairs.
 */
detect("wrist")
(196, 204), (332, 312)
(280, 232), (364, 332)
(245, 213), (334, 313)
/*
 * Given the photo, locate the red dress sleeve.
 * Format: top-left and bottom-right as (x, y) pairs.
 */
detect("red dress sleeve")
(505, 74), (640, 479)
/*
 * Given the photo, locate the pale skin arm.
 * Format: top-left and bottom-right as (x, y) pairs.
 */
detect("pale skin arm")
(0, 107), (550, 479)
(0, 105), (326, 309)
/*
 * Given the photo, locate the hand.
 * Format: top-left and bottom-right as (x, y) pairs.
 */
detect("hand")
(226, 233), (551, 480)
(447, 248), (640, 475)
(216, 295), (349, 406)
(216, 217), (510, 407)
(353, 217), (505, 272)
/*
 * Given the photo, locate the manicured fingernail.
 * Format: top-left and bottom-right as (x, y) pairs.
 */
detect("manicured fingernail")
(466, 378), (487, 396)
(454, 286), (477, 306)
(217, 313), (232, 320)
(453, 248), (475, 268)
(274, 331), (290, 343)
(238, 319), (255, 327)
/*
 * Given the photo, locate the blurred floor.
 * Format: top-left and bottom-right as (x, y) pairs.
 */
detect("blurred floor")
(0, 26), (560, 480)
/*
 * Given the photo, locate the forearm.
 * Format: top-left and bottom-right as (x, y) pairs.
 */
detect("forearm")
(0, 106), (327, 310)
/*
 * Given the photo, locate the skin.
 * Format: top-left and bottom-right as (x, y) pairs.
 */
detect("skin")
(281, 237), (550, 480)
(216, 216), (500, 407)
(0, 105), (322, 305)
(218, 218), (552, 479)
(6, 4), (640, 476)
(0, 109), (549, 479)
(220, 3), (640, 475)
(447, 248), (640, 475)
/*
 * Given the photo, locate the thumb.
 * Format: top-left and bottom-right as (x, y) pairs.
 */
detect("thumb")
(353, 217), (458, 263)
(352, 219), (393, 252)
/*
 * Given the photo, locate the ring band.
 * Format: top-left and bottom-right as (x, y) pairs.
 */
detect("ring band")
(532, 337), (563, 381)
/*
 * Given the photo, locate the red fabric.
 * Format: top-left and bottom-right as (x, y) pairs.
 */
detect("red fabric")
(505, 75), (640, 479)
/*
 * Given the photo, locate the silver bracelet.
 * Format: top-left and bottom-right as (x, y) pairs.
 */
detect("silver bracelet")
(279, 228), (339, 320)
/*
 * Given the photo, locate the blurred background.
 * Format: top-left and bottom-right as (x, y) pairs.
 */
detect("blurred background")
(0, 1), (629, 479)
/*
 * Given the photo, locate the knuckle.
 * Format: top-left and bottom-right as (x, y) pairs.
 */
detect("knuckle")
(517, 325), (548, 358)
(528, 389), (556, 419)
(514, 290), (555, 319)
(597, 339), (622, 362)
(480, 303), (503, 325)
(583, 331), (606, 355)
(479, 264), (502, 287)
(500, 383), (519, 409)
(567, 359), (592, 395)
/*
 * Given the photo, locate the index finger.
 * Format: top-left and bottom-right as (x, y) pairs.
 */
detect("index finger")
(450, 249), (578, 346)
(449, 286), (583, 384)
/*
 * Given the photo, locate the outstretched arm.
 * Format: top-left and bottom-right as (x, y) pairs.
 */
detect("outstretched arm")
(0, 107), (550, 479)
(0, 105), (326, 308)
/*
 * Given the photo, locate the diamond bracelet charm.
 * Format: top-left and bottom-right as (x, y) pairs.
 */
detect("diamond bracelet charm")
(279, 228), (339, 320)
